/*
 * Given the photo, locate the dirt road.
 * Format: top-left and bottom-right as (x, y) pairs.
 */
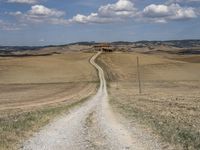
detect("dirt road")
(22, 52), (166, 150)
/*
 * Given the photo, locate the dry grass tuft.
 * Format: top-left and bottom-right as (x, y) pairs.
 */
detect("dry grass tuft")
(0, 96), (91, 150)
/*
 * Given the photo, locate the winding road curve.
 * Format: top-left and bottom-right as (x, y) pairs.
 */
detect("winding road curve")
(22, 52), (164, 150)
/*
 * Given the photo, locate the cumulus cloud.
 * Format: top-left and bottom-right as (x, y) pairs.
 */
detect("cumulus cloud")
(28, 5), (65, 17)
(142, 3), (197, 23)
(6, 0), (199, 27)
(70, 13), (124, 24)
(10, 5), (68, 25)
(143, 4), (171, 18)
(70, 0), (137, 24)
(98, 0), (137, 17)
(7, 0), (38, 4)
(26, 5), (67, 24)
(70, 0), (198, 24)
(70, 13), (107, 24)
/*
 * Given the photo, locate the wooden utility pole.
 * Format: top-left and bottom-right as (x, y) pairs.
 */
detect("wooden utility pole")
(137, 56), (142, 94)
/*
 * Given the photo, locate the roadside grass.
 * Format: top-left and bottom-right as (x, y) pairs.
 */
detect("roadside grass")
(95, 58), (118, 82)
(0, 95), (92, 150)
(110, 97), (200, 150)
(108, 82), (200, 150)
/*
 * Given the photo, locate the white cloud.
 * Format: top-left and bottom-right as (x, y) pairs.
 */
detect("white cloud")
(98, 0), (137, 17)
(7, 0), (200, 27)
(28, 5), (65, 17)
(70, 13), (121, 24)
(143, 4), (171, 18)
(70, 0), (198, 24)
(7, 0), (38, 4)
(170, 4), (197, 20)
(10, 5), (68, 25)
(142, 3), (197, 23)
(71, 13), (100, 24)
(71, 0), (137, 24)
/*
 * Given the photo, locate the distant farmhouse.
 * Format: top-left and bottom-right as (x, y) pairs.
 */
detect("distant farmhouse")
(93, 43), (114, 52)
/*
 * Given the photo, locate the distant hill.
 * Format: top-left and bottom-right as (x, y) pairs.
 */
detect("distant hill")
(0, 46), (49, 52)
(0, 39), (200, 54)
(1, 39), (200, 49)
(112, 40), (200, 48)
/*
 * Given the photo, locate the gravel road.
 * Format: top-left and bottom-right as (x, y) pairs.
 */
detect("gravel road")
(22, 52), (168, 150)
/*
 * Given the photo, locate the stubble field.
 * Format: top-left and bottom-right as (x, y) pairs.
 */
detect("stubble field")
(0, 52), (98, 150)
(97, 52), (200, 150)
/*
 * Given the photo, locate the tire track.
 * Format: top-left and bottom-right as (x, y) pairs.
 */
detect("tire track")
(22, 52), (163, 150)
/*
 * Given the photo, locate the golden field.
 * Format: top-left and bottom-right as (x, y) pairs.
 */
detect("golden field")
(97, 52), (200, 150)
(0, 52), (98, 150)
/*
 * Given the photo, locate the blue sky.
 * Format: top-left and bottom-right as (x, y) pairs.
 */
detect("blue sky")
(0, 0), (200, 46)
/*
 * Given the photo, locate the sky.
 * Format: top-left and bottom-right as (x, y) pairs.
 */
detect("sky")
(0, 0), (200, 46)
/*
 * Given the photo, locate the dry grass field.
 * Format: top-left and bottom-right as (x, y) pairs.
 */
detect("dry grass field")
(97, 52), (200, 150)
(0, 52), (98, 150)
(0, 52), (97, 84)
